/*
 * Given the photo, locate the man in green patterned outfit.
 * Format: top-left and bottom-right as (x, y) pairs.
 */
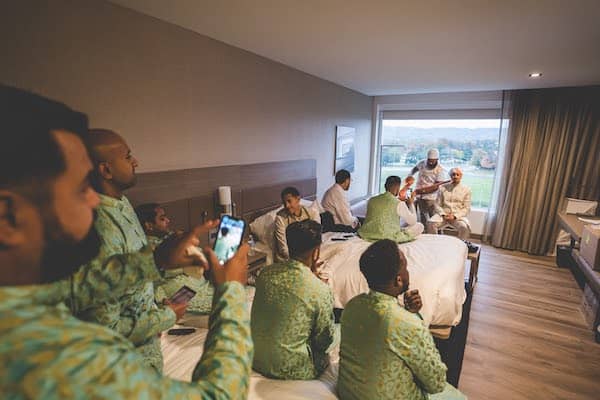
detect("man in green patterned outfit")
(0, 86), (253, 398)
(338, 239), (466, 400)
(135, 202), (215, 314)
(251, 220), (337, 379)
(358, 175), (417, 243)
(64, 128), (186, 372)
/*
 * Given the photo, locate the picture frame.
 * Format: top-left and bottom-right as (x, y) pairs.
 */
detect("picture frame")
(335, 125), (356, 173)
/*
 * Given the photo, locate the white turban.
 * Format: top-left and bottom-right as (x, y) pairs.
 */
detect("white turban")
(427, 148), (439, 159)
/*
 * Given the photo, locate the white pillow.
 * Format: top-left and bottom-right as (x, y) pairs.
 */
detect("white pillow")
(249, 206), (282, 247)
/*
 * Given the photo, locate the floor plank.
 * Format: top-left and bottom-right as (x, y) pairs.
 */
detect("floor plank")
(459, 245), (600, 400)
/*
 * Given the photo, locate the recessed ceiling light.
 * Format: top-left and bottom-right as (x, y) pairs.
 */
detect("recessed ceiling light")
(529, 72), (543, 78)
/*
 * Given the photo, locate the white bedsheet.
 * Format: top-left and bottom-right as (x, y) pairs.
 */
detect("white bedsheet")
(161, 326), (339, 399)
(320, 233), (467, 326)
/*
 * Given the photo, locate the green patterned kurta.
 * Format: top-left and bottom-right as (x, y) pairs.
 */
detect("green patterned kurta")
(251, 259), (337, 379)
(66, 194), (175, 371)
(148, 234), (215, 314)
(338, 290), (466, 400)
(0, 279), (253, 399)
(358, 191), (415, 243)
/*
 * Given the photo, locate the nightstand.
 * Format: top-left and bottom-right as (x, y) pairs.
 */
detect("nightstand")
(247, 250), (268, 283)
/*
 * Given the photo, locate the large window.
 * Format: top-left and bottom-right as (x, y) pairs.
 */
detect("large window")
(379, 119), (503, 209)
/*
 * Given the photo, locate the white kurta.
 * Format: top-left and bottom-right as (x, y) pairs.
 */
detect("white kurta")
(398, 201), (424, 236)
(413, 160), (447, 201)
(435, 182), (472, 228)
(321, 184), (359, 227)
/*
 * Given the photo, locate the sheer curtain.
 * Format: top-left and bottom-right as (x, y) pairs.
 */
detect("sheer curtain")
(481, 91), (511, 243)
(491, 86), (600, 255)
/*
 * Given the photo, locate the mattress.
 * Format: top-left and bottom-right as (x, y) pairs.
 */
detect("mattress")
(320, 233), (467, 326)
(161, 326), (339, 399)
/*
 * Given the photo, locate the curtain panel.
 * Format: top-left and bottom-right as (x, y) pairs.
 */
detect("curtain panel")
(492, 86), (600, 255)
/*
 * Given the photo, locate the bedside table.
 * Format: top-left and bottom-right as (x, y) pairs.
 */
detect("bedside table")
(247, 250), (268, 277)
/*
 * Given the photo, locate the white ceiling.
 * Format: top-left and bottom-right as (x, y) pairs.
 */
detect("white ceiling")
(109, 0), (600, 96)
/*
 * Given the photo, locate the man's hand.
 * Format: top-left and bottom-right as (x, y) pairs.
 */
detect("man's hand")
(204, 243), (249, 286)
(404, 289), (422, 313)
(154, 220), (220, 270)
(164, 300), (188, 321)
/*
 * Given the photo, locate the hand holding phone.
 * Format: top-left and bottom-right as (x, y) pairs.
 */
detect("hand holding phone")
(213, 216), (246, 265)
(168, 285), (197, 304)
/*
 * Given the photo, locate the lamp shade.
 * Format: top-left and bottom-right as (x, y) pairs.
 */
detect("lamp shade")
(218, 186), (232, 205)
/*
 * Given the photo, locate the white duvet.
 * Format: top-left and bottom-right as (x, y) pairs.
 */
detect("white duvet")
(162, 324), (339, 399)
(320, 233), (467, 327)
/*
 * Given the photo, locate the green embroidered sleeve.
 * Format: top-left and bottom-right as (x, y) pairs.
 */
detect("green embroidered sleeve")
(311, 288), (337, 372)
(66, 249), (160, 314)
(389, 314), (447, 394)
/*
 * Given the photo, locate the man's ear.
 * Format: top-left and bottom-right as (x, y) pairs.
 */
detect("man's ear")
(394, 273), (403, 289)
(97, 161), (112, 180)
(0, 192), (28, 247)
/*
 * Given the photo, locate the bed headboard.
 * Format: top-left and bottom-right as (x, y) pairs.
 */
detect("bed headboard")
(125, 159), (317, 243)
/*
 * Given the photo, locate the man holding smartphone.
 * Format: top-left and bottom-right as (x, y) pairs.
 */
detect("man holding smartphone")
(0, 86), (253, 398)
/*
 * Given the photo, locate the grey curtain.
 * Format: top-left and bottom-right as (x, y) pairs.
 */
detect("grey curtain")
(492, 86), (600, 255)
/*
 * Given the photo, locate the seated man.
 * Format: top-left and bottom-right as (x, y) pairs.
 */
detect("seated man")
(321, 169), (360, 230)
(426, 167), (472, 240)
(66, 128), (183, 372)
(0, 85), (253, 398)
(358, 176), (423, 243)
(338, 239), (466, 400)
(135, 203), (214, 314)
(252, 220), (337, 380)
(274, 186), (319, 262)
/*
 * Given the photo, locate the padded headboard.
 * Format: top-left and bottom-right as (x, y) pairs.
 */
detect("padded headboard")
(125, 159), (317, 243)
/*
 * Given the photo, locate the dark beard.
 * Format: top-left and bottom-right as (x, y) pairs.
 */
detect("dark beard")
(39, 219), (101, 284)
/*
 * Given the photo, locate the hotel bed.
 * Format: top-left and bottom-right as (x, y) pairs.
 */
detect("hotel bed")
(249, 202), (468, 327)
(162, 314), (339, 399)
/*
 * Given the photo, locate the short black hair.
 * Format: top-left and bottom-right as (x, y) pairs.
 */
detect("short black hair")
(335, 169), (351, 184)
(359, 239), (406, 287)
(281, 186), (300, 199)
(286, 220), (322, 257)
(135, 203), (161, 225)
(384, 175), (402, 191)
(0, 85), (89, 204)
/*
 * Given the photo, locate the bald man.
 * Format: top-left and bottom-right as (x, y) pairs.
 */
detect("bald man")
(65, 129), (185, 372)
(426, 167), (472, 240)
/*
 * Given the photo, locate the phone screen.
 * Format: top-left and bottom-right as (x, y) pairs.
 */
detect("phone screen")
(213, 215), (246, 264)
(169, 285), (197, 304)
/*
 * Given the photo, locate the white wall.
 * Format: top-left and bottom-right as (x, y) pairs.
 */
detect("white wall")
(0, 0), (372, 201)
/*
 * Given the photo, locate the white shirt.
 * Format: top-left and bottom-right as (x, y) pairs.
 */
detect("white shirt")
(413, 160), (447, 201)
(397, 201), (418, 227)
(321, 183), (358, 227)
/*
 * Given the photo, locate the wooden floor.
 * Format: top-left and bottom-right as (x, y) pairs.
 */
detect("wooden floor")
(459, 244), (600, 400)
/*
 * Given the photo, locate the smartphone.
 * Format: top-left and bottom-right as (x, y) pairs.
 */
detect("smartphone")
(168, 285), (197, 304)
(213, 215), (246, 264)
(167, 328), (196, 336)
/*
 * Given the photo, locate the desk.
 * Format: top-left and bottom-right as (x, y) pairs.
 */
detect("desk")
(558, 212), (600, 340)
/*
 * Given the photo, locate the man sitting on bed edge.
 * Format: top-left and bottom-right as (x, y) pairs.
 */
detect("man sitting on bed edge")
(358, 175), (424, 243)
(338, 239), (466, 400)
(252, 220), (337, 380)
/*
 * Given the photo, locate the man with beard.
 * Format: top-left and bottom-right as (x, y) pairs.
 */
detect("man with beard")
(337, 240), (465, 400)
(64, 128), (183, 372)
(410, 148), (449, 223)
(0, 85), (253, 398)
